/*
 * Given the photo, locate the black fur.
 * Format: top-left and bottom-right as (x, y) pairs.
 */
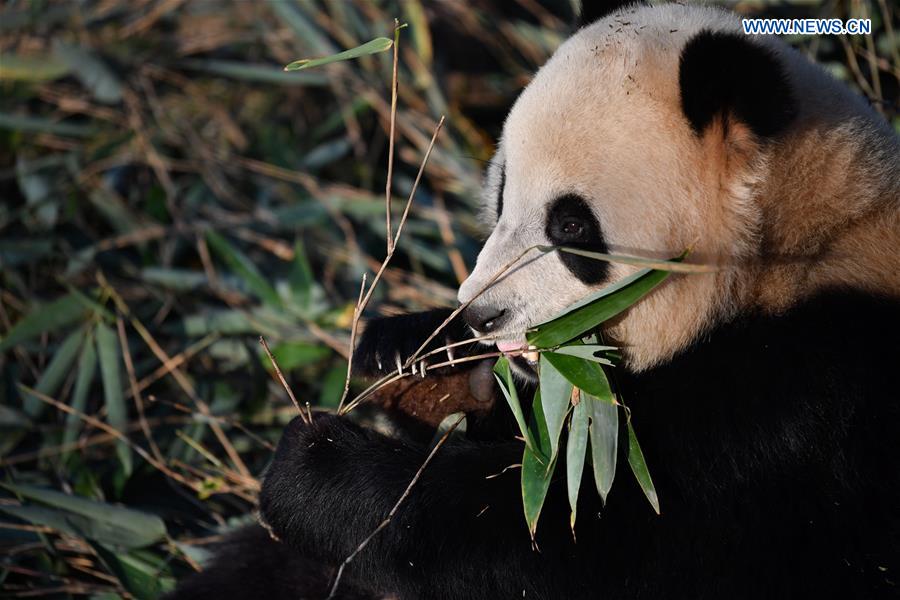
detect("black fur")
(578, 0), (641, 27)
(545, 194), (610, 284)
(169, 289), (899, 600)
(679, 31), (797, 138)
(352, 309), (476, 377)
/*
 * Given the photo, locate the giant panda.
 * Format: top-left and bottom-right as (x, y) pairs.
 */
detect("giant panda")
(169, 2), (900, 599)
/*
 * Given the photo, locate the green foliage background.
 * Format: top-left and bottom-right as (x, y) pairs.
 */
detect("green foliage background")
(0, 1), (897, 597)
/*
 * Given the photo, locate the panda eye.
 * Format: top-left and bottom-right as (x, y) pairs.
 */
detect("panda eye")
(545, 194), (608, 284)
(562, 220), (584, 237)
(546, 194), (602, 247)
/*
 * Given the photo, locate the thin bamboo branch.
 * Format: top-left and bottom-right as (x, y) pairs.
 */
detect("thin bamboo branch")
(337, 274), (367, 413)
(259, 336), (309, 424)
(116, 316), (163, 463)
(385, 19), (402, 254)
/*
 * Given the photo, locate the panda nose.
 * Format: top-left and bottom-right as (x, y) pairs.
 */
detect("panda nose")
(463, 304), (508, 333)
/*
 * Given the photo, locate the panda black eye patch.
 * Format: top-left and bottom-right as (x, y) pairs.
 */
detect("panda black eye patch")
(545, 194), (609, 284)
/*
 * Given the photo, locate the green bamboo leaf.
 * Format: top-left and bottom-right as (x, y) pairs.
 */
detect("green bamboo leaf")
(284, 36), (394, 71)
(522, 444), (556, 539)
(0, 238), (53, 267)
(0, 505), (84, 539)
(402, 0), (432, 67)
(542, 351), (612, 398)
(587, 391), (618, 504)
(268, 0), (336, 55)
(141, 267), (207, 291)
(205, 230), (282, 307)
(526, 268), (671, 349)
(318, 363), (346, 408)
(492, 358), (534, 449)
(179, 309), (266, 337)
(521, 390), (555, 537)
(0, 292), (89, 352)
(529, 389), (552, 457)
(542, 353), (619, 503)
(0, 406), (29, 456)
(0, 112), (97, 137)
(0, 484), (166, 547)
(262, 341), (330, 372)
(95, 322), (131, 476)
(88, 188), (142, 235)
(289, 239), (315, 309)
(52, 41), (122, 104)
(538, 353), (573, 462)
(23, 327), (85, 417)
(627, 421), (660, 514)
(61, 284), (115, 321)
(0, 405), (29, 428)
(552, 344), (617, 365)
(0, 53), (70, 81)
(63, 332), (97, 452)
(430, 412), (467, 448)
(91, 543), (173, 600)
(566, 398), (589, 531)
(302, 138), (352, 169)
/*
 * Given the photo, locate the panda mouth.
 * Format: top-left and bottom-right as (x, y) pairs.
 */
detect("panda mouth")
(495, 340), (539, 365)
(496, 340), (527, 355)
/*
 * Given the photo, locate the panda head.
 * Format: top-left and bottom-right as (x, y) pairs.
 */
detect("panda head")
(457, 2), (893, 373)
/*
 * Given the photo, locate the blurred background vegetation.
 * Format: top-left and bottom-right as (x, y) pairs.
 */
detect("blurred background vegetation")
(0, 0), (897, 597)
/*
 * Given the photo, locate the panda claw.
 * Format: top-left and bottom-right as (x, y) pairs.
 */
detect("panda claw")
(395, 352), (403, 375)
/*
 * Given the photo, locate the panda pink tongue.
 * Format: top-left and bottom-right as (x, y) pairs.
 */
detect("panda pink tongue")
(496, 341), (527, 355)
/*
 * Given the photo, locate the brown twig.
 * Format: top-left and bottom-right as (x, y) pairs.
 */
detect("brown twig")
(385, 19), (402, 254)
(259, 336), (310, 424)
(339, 371), (407, 415)
(326, 413), (465, 599)
(337, 274), (367, 412)
(340, 350), (508, 415)
(116, 316), (163, 463)
(876, 0), (900, 81)
(126, 333), (219, 401)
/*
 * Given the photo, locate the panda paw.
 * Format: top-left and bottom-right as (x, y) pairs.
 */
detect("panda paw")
(353, 309), (476, 377)
(258, 414), (364, 538)
(261, 414), (362, 487)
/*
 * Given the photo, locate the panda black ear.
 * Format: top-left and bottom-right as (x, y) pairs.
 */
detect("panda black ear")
(679, 30), (797, 138)
(578, 0), (642, 27)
